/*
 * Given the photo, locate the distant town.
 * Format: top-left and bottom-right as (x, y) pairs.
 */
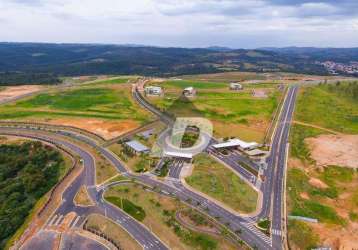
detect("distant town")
(319, 61), (358, 75)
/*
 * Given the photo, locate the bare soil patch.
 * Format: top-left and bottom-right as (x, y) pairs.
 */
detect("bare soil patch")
(47, 118), (140, 140)
(308, 177), (328, 189)
(252, 89), (268, 98)
(306, 134), (358, 168)
(300, 192), (310, 200)
(311, 222), (358, 250)
(0, 85), (42, 101)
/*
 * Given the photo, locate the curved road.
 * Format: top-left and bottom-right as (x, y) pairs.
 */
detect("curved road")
(1, 84), (298, 250)
(0, 129), (168, 250)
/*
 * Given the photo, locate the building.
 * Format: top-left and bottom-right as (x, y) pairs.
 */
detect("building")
(230, 82), (243, 90)
(212, 138), (258, 151)
(145, 86), (163, 96)
(164, 151), (193, 162)
(138, 129), (155, 139)
(124, 140), (150, 155)
(183, 87), (196, 97)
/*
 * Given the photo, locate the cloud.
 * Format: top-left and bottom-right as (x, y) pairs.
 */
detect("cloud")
(0, 0), (357, 48)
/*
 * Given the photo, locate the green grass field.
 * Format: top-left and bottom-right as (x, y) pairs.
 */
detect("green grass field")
(0, 84), (151, 123)
(105, 183), (237, 250)
(106, 196), (146, 221)
(295, 85), (358, 133)
(186, 154), (258, 213)
(162, 80), (228, 89)
(287, 220), (319, 250)
(148, 80), (281, 142)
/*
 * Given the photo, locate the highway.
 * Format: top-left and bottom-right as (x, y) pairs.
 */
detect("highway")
(1, 82), (298, 250)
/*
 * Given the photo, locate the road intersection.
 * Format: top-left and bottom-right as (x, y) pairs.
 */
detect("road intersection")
(0, 83), (298, 250)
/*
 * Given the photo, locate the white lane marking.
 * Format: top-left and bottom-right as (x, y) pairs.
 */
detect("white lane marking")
(47, 214), (58, 226)
(71, 216), (81, 228)
(54, 215), (64, 226)
(272, 229), (282, 236)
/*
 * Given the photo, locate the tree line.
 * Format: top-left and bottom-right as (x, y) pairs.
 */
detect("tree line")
(0, 141), (64, 248)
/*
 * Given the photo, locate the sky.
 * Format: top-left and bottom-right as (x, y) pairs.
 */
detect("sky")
(0, 0), (358, 48)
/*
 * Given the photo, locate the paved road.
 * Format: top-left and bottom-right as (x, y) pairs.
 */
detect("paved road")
(168, 160), (185, 179)
(133, 83), (299, 249)
(0, 128), (168, 250)
(1, 84), (298, 250)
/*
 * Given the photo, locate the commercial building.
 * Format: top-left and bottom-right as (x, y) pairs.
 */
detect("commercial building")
(230, 82), (243, 90)
(164, 151), (193, 162)
(212, 138), (258, 151)
(145, 86), (163, 96)
(124, 140), (150, 154)
(183, 87), (196, 97)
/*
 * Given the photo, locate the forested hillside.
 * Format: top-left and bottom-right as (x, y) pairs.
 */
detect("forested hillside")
(0, 43), (330, 85)
(0, 141), (64, 248)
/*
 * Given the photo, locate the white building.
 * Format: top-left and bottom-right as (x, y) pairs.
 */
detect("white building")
(212, 138), (258, 151)
(230, 82), (243, 90)
(145, 86), (163, 96)
(183, 87), (196, 97)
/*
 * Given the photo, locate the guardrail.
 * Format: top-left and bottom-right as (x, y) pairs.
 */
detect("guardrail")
(83, 219), (122, 250)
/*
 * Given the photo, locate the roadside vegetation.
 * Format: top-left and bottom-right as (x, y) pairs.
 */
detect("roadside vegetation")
(287, 220), (319, 250)
(287, 82), (358, 249)
(290, 124), (325, 162)
(95, 155), (118, 184)
(147, 79), (282, 142)
(185, 154), (258, 213)
(85, 214), (142, 250)
(105, 183), (239, 250)
(0, 141), (66, 249)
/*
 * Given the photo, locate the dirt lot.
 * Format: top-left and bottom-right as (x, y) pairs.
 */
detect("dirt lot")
(0, 85), (42, 102)
(310, 222), (358, 249)
(306, 134), (358, 168)
(47, 118), (139, 140)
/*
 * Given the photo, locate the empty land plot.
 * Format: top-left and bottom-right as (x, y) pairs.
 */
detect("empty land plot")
(0, 85), (43, 103)
(105, 183), (238, 250)
(295, 84), (358, 134)
(287, 83), (358, 249)
(185, 154), (258, 214)
(147, 80), (281, 142)
(181, 72), (267, 82)
(0, 83), (152, 139)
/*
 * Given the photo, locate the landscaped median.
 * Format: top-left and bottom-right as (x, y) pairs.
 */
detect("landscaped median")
(104, 182), (242, 250)
(185, 153), (258, 214)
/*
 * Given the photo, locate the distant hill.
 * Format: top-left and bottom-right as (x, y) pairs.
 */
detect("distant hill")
(3, 43), (358, 84)
(260, 47), (358, 63)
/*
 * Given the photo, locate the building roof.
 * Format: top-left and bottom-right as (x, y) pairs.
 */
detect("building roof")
(245, 149), (266, 156)
(125, 140), (149, 152)
(164, 151), (193, 159)
(184, 87), (194, 91)
(138, 129), (155, 139)
(145, 86), (162, 91)
(212, 139), (258, 150)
